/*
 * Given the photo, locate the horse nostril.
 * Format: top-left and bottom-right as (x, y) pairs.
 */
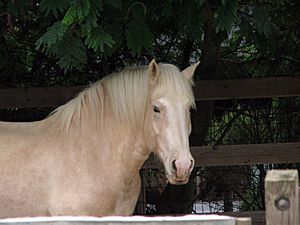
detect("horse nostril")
(172, 160), (177, 171)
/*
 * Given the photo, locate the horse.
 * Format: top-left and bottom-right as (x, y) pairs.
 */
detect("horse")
(0, 60), (199, 218)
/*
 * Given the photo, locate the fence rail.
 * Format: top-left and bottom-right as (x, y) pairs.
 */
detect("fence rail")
(0, 77), (300, 108)
(143, 142), (300, 168)
(0, 215), (251, 225)
(193, 76), (300, 101)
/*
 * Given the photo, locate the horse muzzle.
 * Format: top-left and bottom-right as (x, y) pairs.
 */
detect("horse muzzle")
(166, 157), (194, 185)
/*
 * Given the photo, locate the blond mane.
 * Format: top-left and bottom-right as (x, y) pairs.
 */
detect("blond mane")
(50, 63), (195, 133)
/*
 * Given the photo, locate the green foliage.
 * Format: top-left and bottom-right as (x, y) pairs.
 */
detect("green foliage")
(36, 0), (112, 70)
(124, 2), (154, 56)
(61, 0), (103, 25)
(85, 26), (115, 52)
(35, 22), (68, 50)
(102, 23), (123, 56)
(33, 0), (153, 69)
(6, 0), (32, 16)
(103, 0), (122, 9)
(2, 0), (243, 71)
(40, 0), (69, 17)
(34, 21), (88, 71)
(62, 6), (78, 26)
(252, 6), (272, 36)
(37, 28), (86, 71)
(55, 34), (87, 72)
(1, 0), (299, 77)
(179, 1), (203, 41)
(127, 2), (147, 20)
(214, 0), (238, 34)
(126, 20), (154, 56)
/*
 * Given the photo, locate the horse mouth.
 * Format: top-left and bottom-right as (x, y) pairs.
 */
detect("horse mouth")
(163, 164), (191, 185)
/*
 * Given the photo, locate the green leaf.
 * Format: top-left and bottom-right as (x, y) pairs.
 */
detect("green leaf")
(85, 26), (115, 52)
(76, 0), (91, 19)
(57, 34), (86, 71)
(50, 32), (87, 71)
(126, 20), (154, 56)
(62, 6), (77, 26)
(79, 1), (103, 32)
(36, 29), (87, 71)
(62, 0), (102, 30)
(82, 14), (98, 33)
(35, 21), (68, 50)
(61, 0), (92, 25)
(40, 0), (69, 17)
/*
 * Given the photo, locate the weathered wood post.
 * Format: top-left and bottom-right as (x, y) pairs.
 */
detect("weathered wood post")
(265, 170), (299, 225)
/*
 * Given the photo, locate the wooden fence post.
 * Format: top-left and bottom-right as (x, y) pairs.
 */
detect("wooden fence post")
(265, 170), (299, 225)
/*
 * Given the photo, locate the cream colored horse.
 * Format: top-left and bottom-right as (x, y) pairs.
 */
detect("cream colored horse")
(0, 60), (199, 218)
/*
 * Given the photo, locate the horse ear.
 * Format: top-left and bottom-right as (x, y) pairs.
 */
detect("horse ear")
(148, 59), (160, 86)
(182, 61), (200, 80)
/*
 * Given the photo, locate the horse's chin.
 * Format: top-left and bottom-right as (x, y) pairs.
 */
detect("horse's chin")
(167, 175), (189, 185)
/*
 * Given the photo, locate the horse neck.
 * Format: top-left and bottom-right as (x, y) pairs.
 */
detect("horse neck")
(75, 93), (152, 172)
(102, 100), (151, 172)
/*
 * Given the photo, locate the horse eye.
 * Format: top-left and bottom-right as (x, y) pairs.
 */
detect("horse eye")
(153, 105), (160, 113)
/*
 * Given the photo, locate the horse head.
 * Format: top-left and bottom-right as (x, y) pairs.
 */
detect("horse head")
(147, 60), (199, 185)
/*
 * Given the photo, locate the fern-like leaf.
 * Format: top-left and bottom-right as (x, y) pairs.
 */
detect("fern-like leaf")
(85, 26), (115, 52)
(40, 0), (69, 17)
(48, 32), (87, 71)
(57, 34), (87, 71)
(62, 6), (78, 26)
(35, 21), (68, 50)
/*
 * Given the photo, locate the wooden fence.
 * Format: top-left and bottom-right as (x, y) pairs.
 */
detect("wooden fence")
(0, 77), (300, 108)
(1, 76), (300, 225)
